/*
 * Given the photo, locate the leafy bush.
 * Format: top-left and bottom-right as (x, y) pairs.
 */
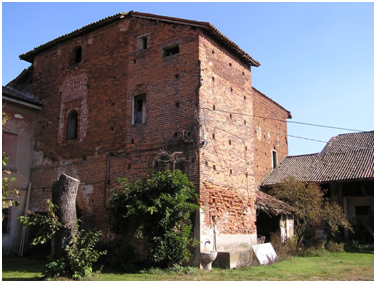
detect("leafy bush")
(326, 241), (344, 253)
(269, 233), (298, 260)
(269, 176), (353, 247)
(65, 224), (107, 280)
(18, 200), (106, 280)
(108, 170), (199, 268)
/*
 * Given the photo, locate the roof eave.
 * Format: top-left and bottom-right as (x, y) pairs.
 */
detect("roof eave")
(19, 12), (129, 63)
(19, 11), (260, 67)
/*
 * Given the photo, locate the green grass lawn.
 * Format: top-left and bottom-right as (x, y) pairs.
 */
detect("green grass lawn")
(2, 251), (374, 281)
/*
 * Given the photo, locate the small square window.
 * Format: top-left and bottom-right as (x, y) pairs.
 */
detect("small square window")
(133, 94), (146, 125)
(163, 44), (179, 57)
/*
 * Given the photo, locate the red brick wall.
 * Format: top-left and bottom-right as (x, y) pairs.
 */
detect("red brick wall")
(197, 32), (257, 248)
(28, 15), (288, 250)
(29, 17), (202, 237)
(252, 87), (290, 186)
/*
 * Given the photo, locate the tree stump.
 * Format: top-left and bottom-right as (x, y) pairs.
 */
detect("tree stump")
(52, 173), (80, 259)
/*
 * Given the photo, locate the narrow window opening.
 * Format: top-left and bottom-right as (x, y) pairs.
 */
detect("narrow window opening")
(67, 110), (78, 141)
(272, 150), (278, 169)
(229, 62), (232, 67)
(134, 59), (136, 64)
(83, 156), (86, 161)
(213, 165), (216, 170)
(212, 134), (215, 139)
(213, 105), (216, 110)
(244, 120), (246, 125)
(230, 113), (232, 118)
(2, 208), (10, 234)
(175, 102), (180, 108)
(142, 37), (148, 49)
(244, 95), (246, 100)
(212, 50), (215, 54)
(174, 74), (179, 79)
(245, 146), (247, 151)
(212, 77), (215, 82)
(70, 46), (82, 65)
(133, 94), (146, 125)
(173, 132), (178, 137)
(229, 140), (232, 145)
(128, 164), (131, 170)
(131, 138), (134, 144)
(163, 44), (179, 57)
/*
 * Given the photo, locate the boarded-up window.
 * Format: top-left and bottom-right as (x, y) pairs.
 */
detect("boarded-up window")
(133, 94), (146, 125)
(67, 110), (78, 140)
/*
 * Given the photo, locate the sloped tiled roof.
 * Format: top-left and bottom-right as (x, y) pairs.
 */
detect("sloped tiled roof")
(261, 131), (374, 186)
(2, 85), (42, 106)
(255, 190), (294, 216)
(20, 11), (260, 67)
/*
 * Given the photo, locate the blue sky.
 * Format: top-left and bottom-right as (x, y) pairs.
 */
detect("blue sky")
(2, 2), (374, 156)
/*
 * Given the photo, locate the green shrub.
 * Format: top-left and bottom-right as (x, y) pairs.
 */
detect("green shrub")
(65, 225), (107, 280)
(109, 170), (199, 268)
(269, 233), (298, 260)
(326, 241), (344, 253)
(19, 200), (106, 280)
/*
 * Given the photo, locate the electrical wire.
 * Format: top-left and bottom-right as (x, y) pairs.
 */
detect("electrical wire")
(201, 108), (373, 150)
(200, 107), (368, 132)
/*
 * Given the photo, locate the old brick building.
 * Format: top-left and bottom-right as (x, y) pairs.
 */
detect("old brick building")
(13, 11), (291, 263)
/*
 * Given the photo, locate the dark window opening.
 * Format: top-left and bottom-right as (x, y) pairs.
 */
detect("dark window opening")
(2, 208), (10, 234)
(67, 110), (78, 141)
(272, 150), (278, 168)
(72, 46), (82, 64)
(163, 45), (179, 57)
(134, 94), (146, 125)
(142, 37), (148, 49)
(355, 206), (372, 216)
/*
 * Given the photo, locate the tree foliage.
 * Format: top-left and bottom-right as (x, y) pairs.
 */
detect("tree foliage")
(269, 176), (353, 244)
(108, 170), (199, 268)
(2, 111), (19, 213)
(18, 199), (106, 279)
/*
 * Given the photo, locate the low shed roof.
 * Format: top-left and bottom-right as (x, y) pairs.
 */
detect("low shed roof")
(261, 131), (374, 186)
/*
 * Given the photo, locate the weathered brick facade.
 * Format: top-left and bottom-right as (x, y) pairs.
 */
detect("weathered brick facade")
(252, 87), (291, 186)
(18, 12), (290, 257)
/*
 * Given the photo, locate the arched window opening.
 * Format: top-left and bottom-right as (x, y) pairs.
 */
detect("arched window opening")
(67, 110), (78, 141)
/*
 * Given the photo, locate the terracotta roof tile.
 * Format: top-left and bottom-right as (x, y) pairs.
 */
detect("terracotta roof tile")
(19, 11), (260, 67)
(2, 85), (42, 106)
(261, 131), (374, 186)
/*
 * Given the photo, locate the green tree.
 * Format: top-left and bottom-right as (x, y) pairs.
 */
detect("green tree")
(269, 176), (353, 245)
(108, 170), (199, 268)
(2, 112), (19, 214)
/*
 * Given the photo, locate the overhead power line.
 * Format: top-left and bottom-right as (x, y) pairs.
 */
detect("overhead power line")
(200, 107), (367, 132)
